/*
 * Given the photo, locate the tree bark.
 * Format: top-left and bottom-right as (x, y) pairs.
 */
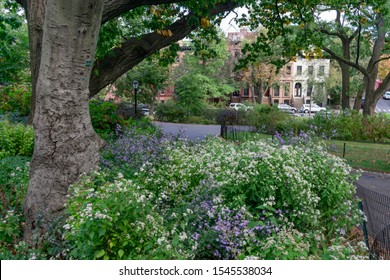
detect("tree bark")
(339, 37), (351, 110)
(24, 0), (105, 241)
(25, 0), (46, 124)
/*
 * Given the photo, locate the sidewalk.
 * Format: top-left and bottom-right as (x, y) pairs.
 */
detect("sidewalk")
(356, 171), (390, 196)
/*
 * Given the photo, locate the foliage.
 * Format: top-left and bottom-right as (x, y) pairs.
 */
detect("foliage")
(0, 83), (32, 116)
(100, 123), (173, 177)
(238, 0), (390, 114)
(362, 113), (390, 142)
(135, 136), (365, 259)
(216, 108), (247, 125)
(1, 124), (368, 260)
(114, 56), (170, 106)
(0, 119), (34, 159)
(64, 170), (190, 260)
(154, 100), (187, 123)
(309, 111), (390, 142)
(89, 100), (145, 139)
(0, 156), (29, 254)
(173, 31), (234, 115)
(0, 1), (30, 85)
(246, 105), (290, 134)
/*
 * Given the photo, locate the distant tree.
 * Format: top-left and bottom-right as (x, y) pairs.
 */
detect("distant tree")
(115, 55), (170, 106)
(238, 31), (283, 104)
(174, 30), (234, 113)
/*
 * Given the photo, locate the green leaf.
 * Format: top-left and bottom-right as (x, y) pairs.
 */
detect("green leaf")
(118, 249), (124, 258)
(95, 249), (106, 259)
(98, 227), (106, 237)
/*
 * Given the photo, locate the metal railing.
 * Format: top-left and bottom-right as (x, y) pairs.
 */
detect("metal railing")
(356, 183), (390, 259)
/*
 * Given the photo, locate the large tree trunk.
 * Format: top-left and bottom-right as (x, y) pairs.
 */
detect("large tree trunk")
(339, 36), (351, 110)
(25, 0), (46, 124)
(339, 61), (351, 110)
(363, 76), (377, 115)
(24, 0), (105, 241)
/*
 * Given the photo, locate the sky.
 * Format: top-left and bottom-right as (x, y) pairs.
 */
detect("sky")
(220, 7), (336, 35)
(220, 7), (248, 34)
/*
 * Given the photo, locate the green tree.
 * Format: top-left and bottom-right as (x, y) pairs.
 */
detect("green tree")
(115, 55), (170, 106)
(238, 0), (390, 115)
(0, 0), (29, 84)
(174, 30), (234, 114)
(13, 0), (243, 241)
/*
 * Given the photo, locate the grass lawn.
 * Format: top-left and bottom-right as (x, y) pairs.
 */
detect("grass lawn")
(327, 140), (390, 173)
(225, 131), (390, 173)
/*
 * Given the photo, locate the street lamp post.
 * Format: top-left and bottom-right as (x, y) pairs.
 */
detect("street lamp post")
(133, 80), (139, 117)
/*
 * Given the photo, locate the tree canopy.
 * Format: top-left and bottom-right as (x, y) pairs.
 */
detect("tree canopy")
(0, 0), (29, 84)
(237, 0), (390, 114)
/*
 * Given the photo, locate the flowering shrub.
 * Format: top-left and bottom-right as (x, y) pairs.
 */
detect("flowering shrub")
(0, 156), (30, 258)
(132, 135), (365, 259)
(64, 170), (191, 260)
(100, 124), (187, 177)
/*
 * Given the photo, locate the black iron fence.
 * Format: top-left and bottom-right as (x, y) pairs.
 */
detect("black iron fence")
(220, 125), (257, 141)
(356, 183), (390, 259)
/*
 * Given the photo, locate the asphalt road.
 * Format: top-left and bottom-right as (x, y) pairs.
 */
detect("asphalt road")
(153, 122), (221, 140)
(376, 98), (390, 114)
(357, 172), (390, 196)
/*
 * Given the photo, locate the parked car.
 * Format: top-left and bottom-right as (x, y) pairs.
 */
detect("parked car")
(383, 91), (390, 100)
(278, 104), (297, 113)
(229, 103), (252, 111)
(299, 103), (326, 113)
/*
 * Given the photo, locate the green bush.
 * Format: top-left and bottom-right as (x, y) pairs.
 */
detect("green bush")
(0, 120), (34, 159)
(155, 100), (187, 123)
(308, 111), (390, 142)
(362, 113), (390, 142)
(64, 170), (188, 260)
(0, 84), (32, 116)
(247, 105), (290, 134)
(215, 108), (247, 125)
(275, 116), (310, 135)
(182, 115), (215, 125)
(89, 100), (146, 139)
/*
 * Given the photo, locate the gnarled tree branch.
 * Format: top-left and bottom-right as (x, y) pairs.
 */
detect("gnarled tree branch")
(102, 0), (189, 24)
(90, 1), (237, 97)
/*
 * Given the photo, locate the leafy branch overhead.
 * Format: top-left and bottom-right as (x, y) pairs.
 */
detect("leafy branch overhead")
(88, 1), (239, 97)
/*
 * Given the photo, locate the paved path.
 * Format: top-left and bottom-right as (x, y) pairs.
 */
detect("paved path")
(356, 171), (390, 196)
(153, 121), (220, 140)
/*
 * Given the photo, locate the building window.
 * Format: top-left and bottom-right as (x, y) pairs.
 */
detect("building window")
(286, 66), (291, 75)
(273, 84), (280, 97)
(319, 66), (325, 75)
(308, 66), (314, 75)
(254, 85), (260, 96)
(294, 83), (302, 97)
(232, 90), (240, 97)
(284, 83), (290, 97)
(297, 66), (302, 75)
(307, 84), (313, 96)
(244, 84), (249, 96)
(273, 99), (279, 104)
